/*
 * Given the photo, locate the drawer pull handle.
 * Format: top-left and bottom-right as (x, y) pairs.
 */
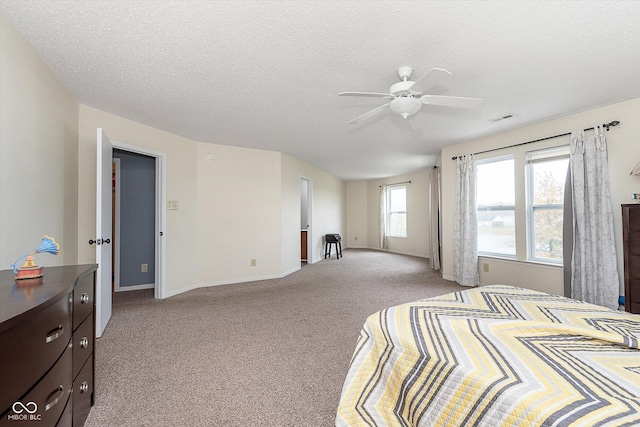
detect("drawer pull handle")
(80, 337), (89, 348)
(45, 325), (64, 343)
(80, 293), (90, 304)
(45, 385), (64, 411)
(79, 382), (89, 394)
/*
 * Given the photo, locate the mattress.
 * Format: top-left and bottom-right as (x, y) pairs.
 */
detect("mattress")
(336, 285), (640, 426)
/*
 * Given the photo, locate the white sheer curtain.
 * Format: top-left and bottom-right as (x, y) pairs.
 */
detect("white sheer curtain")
(379, 186), (388, 250)
(569, 127), (619, 309)
(454, 155), (479, 287)
(428, 167), (441, 270)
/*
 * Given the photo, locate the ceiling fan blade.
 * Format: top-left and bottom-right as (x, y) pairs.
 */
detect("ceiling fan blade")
(407, 68), (452, 94)
(339, 92), (394, 98)
(347, 103), (390, 124)
(422, 95), (484, 109)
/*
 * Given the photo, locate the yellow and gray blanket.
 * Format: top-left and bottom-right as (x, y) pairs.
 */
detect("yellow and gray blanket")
(336, 285), (640, 426)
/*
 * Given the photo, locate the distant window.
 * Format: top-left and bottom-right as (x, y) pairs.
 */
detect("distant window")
(476, 156), (516, 257)
(526, 146), (569, 263)
(386, 186), (407, 237)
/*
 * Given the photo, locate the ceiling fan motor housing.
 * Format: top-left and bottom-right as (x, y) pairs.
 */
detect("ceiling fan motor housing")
(390, 80), (417, 96)
(396, 66), (414, 81)
(390, 76), (422, 118)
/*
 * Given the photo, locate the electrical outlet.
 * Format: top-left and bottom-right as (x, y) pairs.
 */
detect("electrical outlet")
(483, 263), (489, 272)
(141, 263), (148, 273)
(167, 201), (179, 210)
(251, 259), (256, 267)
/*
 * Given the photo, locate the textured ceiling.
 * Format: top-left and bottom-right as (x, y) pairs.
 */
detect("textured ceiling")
(2, 1), (640, 180)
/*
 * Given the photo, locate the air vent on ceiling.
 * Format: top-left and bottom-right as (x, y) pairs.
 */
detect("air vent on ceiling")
(489, 113), (517, 123)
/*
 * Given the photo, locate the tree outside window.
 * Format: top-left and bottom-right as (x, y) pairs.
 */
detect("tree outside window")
(527, 147), (569, 263)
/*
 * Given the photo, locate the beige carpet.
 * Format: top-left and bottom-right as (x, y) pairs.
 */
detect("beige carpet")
(85, 249), (464, 427)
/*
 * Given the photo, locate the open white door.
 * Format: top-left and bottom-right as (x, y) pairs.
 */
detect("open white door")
(96, 128), (112, 338)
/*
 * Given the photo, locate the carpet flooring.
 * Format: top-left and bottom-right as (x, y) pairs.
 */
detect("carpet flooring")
(84, 249), (464, 427)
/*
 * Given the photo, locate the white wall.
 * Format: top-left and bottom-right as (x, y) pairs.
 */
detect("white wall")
(196, 142), (283, 285)
(77, 106), (347, 297)
(345, 169), (431, 258)
(309, 167), (347, 261)
(0, 12), (356, 294)
(441, 97), (640, 296)
(0, 15), (79, 269)
(280, 154), (346, 270)
(0, 13), (348, 296)
(346, 181), (368, 248)
(77, 105), (199, 296)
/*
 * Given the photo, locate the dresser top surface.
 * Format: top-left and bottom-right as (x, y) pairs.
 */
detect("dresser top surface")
(0, 264), (97, 332)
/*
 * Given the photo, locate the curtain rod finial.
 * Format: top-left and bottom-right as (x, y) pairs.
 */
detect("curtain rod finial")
(604, 120), (620, 131)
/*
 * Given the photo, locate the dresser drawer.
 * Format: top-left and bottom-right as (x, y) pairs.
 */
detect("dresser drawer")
(629, 278), (640, 302)
(72, 316), (94, 379)
(73, 273), (94, 329)
(627, 252), (640, 279)
(57, 396), (73, 427)
(628, 208), (640, 231)
(72, 356), (94, 427)
(0, 345), (72, 427)
(0, 294), (72, 413)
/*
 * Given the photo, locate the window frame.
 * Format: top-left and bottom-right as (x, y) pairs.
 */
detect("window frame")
(525, 146), (570, 264)
(473, 143), (570, 267)
(476, 155), (516, 258)
(386, 185), (407, 238)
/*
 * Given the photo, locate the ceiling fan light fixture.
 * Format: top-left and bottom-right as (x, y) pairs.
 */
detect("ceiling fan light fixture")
(339, 66), (482, 124)
(389, 96), (421, 118)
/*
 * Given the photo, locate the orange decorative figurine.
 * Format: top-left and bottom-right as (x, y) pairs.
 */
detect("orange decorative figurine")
(12, 235), (60, 279)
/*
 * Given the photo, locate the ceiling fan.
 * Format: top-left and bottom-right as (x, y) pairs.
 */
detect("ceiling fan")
(339, 66), (483, 124)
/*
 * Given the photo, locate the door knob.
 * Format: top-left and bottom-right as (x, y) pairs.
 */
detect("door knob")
(89, 238), (111, 245)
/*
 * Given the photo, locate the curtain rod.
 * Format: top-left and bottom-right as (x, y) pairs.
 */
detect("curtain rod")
(379, 180), (411, 188)
(451, 120), (620, 160)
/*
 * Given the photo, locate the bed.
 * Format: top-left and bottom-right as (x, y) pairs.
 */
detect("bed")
(335, 285), (640, 426)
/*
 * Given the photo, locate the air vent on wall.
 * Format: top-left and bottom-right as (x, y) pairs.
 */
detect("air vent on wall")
(490, 113), (517, 123)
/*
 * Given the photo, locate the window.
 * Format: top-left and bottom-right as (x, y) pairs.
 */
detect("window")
(476, 156), (516, 256)
(475, 144), (570, 265)
(526, 146), (569, 263)
(386, 186), (407, 237)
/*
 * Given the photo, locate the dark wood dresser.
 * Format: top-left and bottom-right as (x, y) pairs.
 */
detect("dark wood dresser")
(622, 204), (640, 314)
(0, 264), (97, 427)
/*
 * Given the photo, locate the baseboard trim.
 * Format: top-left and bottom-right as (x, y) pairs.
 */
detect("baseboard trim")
(115, 283), (155, 292)
(163, 266), (302, 299)
(366, 247), (429, 259)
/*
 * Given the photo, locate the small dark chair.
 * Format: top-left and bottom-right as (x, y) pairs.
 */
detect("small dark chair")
(325, 234), (342, 259)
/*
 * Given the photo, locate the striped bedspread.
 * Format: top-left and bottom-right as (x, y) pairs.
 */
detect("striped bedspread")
(336, 285), (640, 426)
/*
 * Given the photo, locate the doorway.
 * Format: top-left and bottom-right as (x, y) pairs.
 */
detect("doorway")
(96, 130), (166, 337)
(113, 149), (156, 292)
(300, 177), (312, 264)
(107, 139), (166, 300)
